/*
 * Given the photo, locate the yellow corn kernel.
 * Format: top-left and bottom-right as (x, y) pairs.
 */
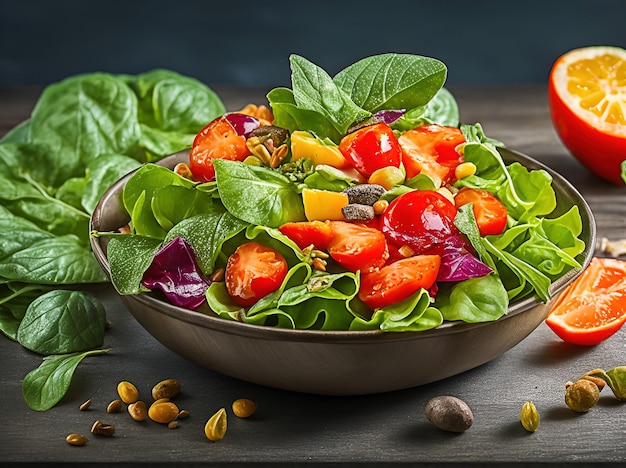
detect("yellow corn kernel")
(454, 162), (477, 180)
(367, 166), (405, 190)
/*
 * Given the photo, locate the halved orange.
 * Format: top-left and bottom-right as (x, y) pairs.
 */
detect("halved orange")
(548, 46), (626, 185)
(545, 257), (626, 346)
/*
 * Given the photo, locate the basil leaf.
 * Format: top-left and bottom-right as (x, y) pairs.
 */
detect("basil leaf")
(22, 349), (108, 411)
(333, 53), (447, 113)
(17, 290), (106, 354)
(290, 55), (370, 136)
(214, 159), (305, 227)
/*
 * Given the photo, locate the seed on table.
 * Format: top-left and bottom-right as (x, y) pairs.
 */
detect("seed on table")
(205, 408), (227, 442)
(66, 433), (88, 446)
(91, 420), (115, 437)
(79, 399), (92, 411)
(107, 399), (123, 413)
(168, 421), (179, 430)
(151, 379), (181, 401)
(117, 381), (139, 404)
(232, 398), (257, 419)
(148, 401), (180, 424)
(128, 400), (147, 422)
(178, 409), (190, 419)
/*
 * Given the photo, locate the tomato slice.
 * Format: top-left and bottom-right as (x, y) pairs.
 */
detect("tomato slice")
(380, 190), (460, 256)
(545, 257), (626, 346)
(398, 124), (466, 186)
(327, 221), (388, 273)
(225, 242), (288, 307)
(358, 255), (441, 309)
(338, 123), (403, 178)
(278, 221), (334, 250)
(189, 115), (251, 182)
(454, 187), (508, 236)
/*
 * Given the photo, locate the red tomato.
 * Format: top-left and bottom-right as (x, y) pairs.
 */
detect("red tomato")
(225, 242), (288, 307)
(398, 124), (466, 186)
(278, 220), (334, 250)
(338, 123), (402, 178)
(358, 255), (441, 309)
(381, 190), (459, 256)
(327, 221), (388, 273)
(189, 115), (251, 182)
(454, 187), (508, 236)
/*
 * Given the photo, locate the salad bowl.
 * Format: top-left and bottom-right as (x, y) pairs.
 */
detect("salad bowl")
(90, 148), (595, 396)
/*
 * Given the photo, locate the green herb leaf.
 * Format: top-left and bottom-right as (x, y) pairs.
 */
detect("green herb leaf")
(107, 234), (163, 294)
(17, 290), (106, 355)
(22, 349), (108, 411)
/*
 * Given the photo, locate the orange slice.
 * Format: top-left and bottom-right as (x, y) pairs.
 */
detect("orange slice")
(545, 257), (626, 346)
(548, 46), (626, 184)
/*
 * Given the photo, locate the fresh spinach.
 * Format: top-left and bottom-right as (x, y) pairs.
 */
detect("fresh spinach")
(107, 235), (163, 295)
(17, 290), (106, 355)
(214, 159), (305, 227)
(0, 69), (226, 411)
(333, 53), (446, 113)
(22, 349), (109, 412)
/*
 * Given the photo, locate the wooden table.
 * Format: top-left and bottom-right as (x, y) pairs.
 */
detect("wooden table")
(1, 84), (625, 467)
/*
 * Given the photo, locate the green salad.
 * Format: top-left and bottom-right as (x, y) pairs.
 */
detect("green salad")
(100, 54), (586, 332)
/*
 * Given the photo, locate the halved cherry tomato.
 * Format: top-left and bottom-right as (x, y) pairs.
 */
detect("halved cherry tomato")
(278, 220), (334, 250)
(225, 242), (288, 307)
(545, 257), (626, 346)
(338, 123), (403, 178)
(381, 190), (459, 256)
(327, 221), (388, 273)
(454, 187), (508, 236)
(189, 114), (252, 182)
(398, 123), (466, 186)
(358, 255), (441, 310)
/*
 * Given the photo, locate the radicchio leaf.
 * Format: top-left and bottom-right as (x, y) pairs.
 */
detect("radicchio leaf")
(142, 237), (210, 310)
(437, 250), (493, 282)
(224, 112), (260, 137)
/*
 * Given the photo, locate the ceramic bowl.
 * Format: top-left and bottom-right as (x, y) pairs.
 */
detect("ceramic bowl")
(90, 148), (596, 395)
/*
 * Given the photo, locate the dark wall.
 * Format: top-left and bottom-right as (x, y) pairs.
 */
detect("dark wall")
(2, 0), (625, 87)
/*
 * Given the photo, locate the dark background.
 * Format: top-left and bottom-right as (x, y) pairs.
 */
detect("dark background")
(2, 0), (626, 88)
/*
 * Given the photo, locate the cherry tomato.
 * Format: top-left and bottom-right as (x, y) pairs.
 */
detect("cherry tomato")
(225, 242), (288, 307)
(278, 220), (334, 250)
(381, 190), (459, 256)
(398, 123), (466, 186)
(358, 255), (441, 309)
(454, 187), (508, 236)
(338, 123), (402, 178)
(326, 221), (388, 273)
(189, 114), (252, 182)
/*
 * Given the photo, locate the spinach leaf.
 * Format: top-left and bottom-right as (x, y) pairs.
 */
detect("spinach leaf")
(17, 290), (106, 354)
(290, 55), (370, 137)
(333, 53), (446, 113)
(107, 235), (163, 294)
(0, 235), (108, 284)
(214, 159), (305, 227)
(81, 153), (142, 213)
(164, 208), (248, 275)
(0, 283), (51, 340)
(29, 73), (142, 182)
(268, 87), (343, 143)
(22, 349), (109, 411)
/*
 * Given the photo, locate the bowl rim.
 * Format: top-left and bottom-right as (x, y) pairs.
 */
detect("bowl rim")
(90, 147), (596, 344)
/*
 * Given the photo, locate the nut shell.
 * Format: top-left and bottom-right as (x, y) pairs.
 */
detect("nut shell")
(425, 396), (473, 432)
